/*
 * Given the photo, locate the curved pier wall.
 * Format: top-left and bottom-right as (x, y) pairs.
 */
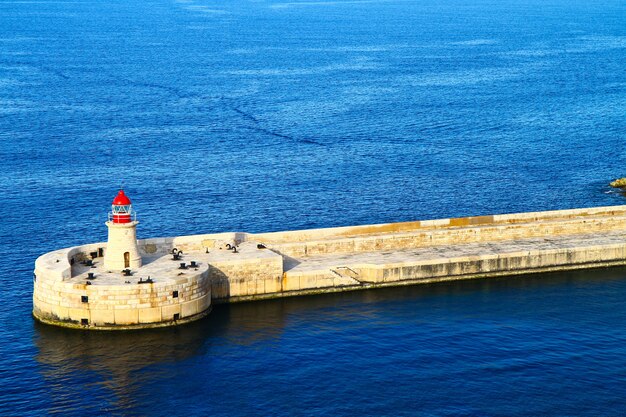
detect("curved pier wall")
(33, 243), (211, 329)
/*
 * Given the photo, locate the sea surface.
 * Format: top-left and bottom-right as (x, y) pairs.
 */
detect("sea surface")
(0, 0), (625, 415)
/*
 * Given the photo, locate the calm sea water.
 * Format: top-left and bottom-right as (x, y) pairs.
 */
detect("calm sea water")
(1, 0), (625, 415)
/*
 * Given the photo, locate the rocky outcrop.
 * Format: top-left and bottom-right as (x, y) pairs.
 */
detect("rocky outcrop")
(610, 178), (626, 188)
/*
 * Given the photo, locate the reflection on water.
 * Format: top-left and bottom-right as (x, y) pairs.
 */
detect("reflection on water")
(33, 303), (287, 414)
(34, 322), (208, 413)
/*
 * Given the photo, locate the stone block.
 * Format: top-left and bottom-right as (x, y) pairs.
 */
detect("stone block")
(91, 309), (115, 325)
(358, 268), (380, 283)
(238, 278), (252, 296)
(264, 277), (281, 294)
(33, 299), (52, 315)
(114, 309), (139, 325)
(68, 308), (90, 323)
(198, 294), (211, 312)
(229, 279), (243, 296)
(181, 300), (198, 318)
(52, 304), (68, 319)
(161, 304), (181, 321)
(319, 277), (334, 288)
(383, 267), (401, 282)
(211, 280), (229, 299)
(253, 279), (264, 295)
(138, 307), (162, 324)
(282, 274), (300, 291)
(299, 274), (318, 290)
(333, 275), (355, 287)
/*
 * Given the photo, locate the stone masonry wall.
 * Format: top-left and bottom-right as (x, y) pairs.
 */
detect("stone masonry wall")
(209, 253), (283, 300)
(259, 212), (626, 258)
(252, 205), (626, 244)
(33, 245), (211, 329)
(279, 243), (626, 294)
(357, 243), (626, 284)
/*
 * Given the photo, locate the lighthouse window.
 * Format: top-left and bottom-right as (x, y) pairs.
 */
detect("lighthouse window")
(113, 205), (130, 214)
(81, 296), (88, 303)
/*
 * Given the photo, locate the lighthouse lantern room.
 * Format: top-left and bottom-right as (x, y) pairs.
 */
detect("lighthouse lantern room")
(110, 189), (133, 223)
(104, 190), (142, 271)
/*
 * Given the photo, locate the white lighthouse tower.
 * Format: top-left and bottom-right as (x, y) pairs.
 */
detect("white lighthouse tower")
(103, 189), (142, 271)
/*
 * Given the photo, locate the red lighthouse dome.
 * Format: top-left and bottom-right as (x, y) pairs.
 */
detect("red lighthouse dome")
(110, 190), (134, 223)
(112, 189), (131, 206)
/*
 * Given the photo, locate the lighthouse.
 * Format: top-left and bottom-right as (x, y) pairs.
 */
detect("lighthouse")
(103, 189), (142, 271)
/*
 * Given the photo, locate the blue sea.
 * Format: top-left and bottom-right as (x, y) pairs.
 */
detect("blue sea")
(1, 0), (625, 415)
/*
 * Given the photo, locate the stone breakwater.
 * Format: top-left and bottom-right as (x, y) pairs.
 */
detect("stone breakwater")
(33, 205), (626, 329)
